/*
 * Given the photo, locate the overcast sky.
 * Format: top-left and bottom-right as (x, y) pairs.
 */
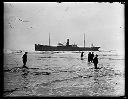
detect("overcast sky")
(4, 2), (124, 51)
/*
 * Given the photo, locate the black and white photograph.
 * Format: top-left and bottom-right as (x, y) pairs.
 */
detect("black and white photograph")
(4, 2), (124, 97)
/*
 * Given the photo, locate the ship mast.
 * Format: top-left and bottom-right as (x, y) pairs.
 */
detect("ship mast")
(84, 33), (85, 48)
(49, 33), (50, 46)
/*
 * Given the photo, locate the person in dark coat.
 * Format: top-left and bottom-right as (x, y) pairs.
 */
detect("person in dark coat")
(93, 54), (98, 69)
(88, 52), (91, 62)
(81, 52), (84, 60)
(91, 52), (94, 62)
(22, 52), (28, 66)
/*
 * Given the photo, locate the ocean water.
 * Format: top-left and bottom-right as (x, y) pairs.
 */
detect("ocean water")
(4, 51), (125, 96)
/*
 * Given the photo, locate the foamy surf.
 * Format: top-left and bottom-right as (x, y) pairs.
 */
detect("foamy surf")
(4, 50), (124, 96)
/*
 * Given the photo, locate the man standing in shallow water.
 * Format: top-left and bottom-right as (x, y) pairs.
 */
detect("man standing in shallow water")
(81, 52), (84, 60)
(93, 54), (98, 69)
(88, 52), (91, 62)
(22, 52), (28, 67)
(91, 52), (94, 62)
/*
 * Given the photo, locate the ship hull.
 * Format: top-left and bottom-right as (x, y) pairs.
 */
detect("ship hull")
(35, 44), (100, 51)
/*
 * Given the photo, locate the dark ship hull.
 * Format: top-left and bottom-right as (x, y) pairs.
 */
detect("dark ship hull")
(35, 35), (100, 51)
(35, 44), (100, 51)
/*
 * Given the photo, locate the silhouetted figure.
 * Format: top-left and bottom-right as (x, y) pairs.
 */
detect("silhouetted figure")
(90, 52), (94, 62)
(81, 52), (84, 60)
(22, 52), (28, 67)
(93, 54), (98, 69)
(88, 52), (91, 62)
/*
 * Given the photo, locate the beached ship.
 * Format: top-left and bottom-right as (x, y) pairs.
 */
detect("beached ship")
(35, 34), (100, 51)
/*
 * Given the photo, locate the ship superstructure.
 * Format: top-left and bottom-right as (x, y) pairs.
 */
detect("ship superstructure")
(35, 34), (100, 51)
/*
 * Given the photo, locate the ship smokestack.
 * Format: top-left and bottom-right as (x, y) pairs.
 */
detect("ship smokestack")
(67, 39), (69, 46)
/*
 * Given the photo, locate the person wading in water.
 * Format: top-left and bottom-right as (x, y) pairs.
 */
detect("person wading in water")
(81, 52), (84, 60)
(91, 52), (94, 62)
(93, 54), (98, 69)
(22, 52), (28, 68)
(88, 52), (91, 62)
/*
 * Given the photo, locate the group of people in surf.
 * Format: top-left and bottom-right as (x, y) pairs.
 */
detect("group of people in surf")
(22, 51), (98, 69)
(81, 51), (98, 69)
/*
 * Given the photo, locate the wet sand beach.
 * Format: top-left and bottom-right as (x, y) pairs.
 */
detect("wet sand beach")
(4, 51), (124, 96)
